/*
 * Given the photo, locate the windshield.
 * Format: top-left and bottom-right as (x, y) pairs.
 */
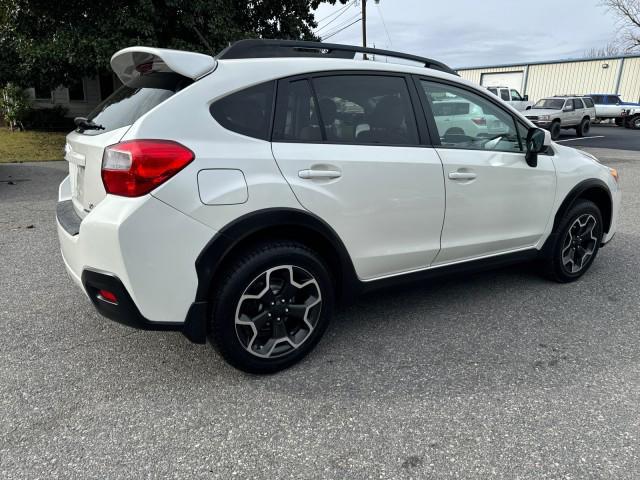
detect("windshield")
(81, 72), (191, 136)
(533, 98), (565, 110)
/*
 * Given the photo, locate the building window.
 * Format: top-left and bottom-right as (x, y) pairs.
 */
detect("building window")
(99, 73), (116, 101)
(68, 79), (86, 102)
(34, 84), (52, 100)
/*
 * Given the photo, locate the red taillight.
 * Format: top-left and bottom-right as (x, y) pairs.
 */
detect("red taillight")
(472, 117), (487, 126)
(98, 289), (118, 304)
(101, 140), (194, 197)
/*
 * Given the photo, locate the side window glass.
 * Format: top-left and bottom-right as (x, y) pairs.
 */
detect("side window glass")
(312, 75), (419, 145)
(500, 89), (510, 101)
(488, 88), (498, 96)
(210, 81), (274, 140)
(273, 79), (321, 142)
(573, 98), (584, 110)
(583, 97), (595, 108)
(564, 100), (574, 111)
(420, 80), (523, 153)
(510, 89), (523, 101)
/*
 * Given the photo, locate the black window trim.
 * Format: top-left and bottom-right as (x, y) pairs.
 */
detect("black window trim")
(271, 69), (433, 148)
(412, 75), (539, 155)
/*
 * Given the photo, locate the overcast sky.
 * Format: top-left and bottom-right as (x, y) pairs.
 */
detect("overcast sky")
(312, 0), (621, 68)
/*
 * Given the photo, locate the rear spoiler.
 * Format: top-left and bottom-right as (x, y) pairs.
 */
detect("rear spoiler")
(111, 47), (216, 85)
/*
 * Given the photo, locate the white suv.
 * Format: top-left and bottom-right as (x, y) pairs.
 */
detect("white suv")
(57, 40), (620, 373)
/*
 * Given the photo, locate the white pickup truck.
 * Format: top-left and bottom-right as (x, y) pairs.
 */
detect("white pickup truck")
(487, 86), (534, 111)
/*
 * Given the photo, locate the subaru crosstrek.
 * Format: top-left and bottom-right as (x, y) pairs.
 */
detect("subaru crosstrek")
(56, 40), (621, 373)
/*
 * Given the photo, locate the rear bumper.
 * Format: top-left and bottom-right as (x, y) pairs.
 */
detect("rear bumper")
(56, 175), (216, 342)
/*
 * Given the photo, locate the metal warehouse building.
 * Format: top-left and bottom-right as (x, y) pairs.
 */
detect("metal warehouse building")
(457, 54), (640, 104)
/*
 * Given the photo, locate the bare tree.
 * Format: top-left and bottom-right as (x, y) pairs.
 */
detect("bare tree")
(584, 43), (621, 57)
(601, 0), (640, 51)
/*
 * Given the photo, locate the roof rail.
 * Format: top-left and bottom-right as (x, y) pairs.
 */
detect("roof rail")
(217, 39), (459, 76)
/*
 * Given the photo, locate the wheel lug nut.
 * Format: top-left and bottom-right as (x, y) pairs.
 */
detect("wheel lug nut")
(285, 308), (288, 313)
(267, 313), (272, 317)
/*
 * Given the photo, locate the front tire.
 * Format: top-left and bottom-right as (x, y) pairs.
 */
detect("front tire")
(576, 118), (590, 137)
(209, 241), (335, 373)
(630, 115), (640, 130)
(541, 200), (603, 283)
(550, 121), (561, 140)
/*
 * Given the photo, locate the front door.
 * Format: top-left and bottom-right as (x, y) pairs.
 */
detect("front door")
(271, 73), (445, 280)
(417, 79), (557, 265)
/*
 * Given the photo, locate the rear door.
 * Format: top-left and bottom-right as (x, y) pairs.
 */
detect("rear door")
(271, 72), (445, 280)
(65, 47), (214, 217)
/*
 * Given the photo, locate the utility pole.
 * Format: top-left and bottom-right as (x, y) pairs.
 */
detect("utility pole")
(362, 0), (367, 59)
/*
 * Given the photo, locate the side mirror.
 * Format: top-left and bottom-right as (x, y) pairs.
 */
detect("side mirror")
(523, 95), (529, 101)
(525, 128), (549, 167)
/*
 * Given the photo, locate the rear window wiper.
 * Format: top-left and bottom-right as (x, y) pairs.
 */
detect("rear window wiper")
(74, 117), (105, 131)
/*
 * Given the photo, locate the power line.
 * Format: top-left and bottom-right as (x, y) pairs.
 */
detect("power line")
(320, 13), (361, 39)
(315, 0), (354, 27)
(322, 17), (362, 41)
(376, 3), (393, 48)
(315, 2), (356, 34)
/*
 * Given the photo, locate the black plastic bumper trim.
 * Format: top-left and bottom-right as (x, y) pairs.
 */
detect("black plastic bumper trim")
(81, 269), (207, 344)
(56, 200), (82, 236)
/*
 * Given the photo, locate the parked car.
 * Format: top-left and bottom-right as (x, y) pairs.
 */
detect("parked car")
(430, 98), (510, 140)
(56, 40), (620, 373)
(622, 105), (640, 130)
(487, 86), (533, 111)
(587, 94), (634, 124)
(524, 96), (596, 140)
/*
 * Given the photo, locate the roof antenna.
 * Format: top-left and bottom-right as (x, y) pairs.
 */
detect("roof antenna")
(192, 25), (216, 57)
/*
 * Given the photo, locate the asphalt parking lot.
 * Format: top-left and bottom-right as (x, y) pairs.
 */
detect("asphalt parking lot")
(1, 143), (640, 479)
(556, 124), (640, 151)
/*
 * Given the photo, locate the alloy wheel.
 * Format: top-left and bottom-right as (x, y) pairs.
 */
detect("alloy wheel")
(234, 265), (322, 358)
(561, 214), (598, 274)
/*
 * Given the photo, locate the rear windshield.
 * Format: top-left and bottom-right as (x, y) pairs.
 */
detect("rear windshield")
(432, 102), (470, 116)
(80, 72), (191, 135)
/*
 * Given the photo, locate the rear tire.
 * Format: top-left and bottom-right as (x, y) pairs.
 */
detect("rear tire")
(540, 200), (603, 283)
(630, 115), (640, 130)
(550, 121), (561, 140)
(575, 118), (590, 137)
(208, 241), (335, 373)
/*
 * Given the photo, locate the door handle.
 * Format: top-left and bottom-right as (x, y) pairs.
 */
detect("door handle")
(448, 171), (477, 180)
(298, 169), (342, 180)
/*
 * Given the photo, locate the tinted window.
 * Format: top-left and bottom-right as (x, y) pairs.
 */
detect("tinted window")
(500, 89), (510, 101)
(591, 95), (604, 104)
(312, 75), (419, 145)
(211, 81), (274, 140)
(273, 80), (321, 142)
(607, 95), (621, 104)
(510, 89), (523, 101)
(563, 100), (574, 111)
(84, 72), (191, 136)
(573, 98), (584, 110)
(488, 88), (498, 96)
(421, 80), (523, 153)
(583, 97), (595, 108)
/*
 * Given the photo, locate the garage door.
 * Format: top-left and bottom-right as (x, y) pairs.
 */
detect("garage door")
(480, 71), (524, 92)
